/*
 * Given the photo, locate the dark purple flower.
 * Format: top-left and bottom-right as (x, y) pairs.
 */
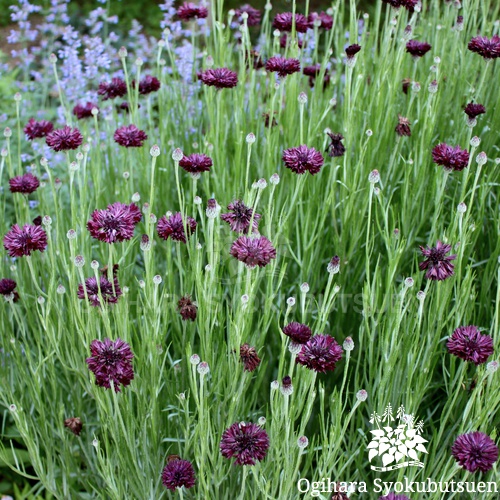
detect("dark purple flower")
(198, 68), (238, 89)
(46, 126), (83, 152)
(23, 118), (53, 140)
(282, 322), (312, 344)
(419, 240), (456, 281)
(178, 295), (197, 321)
(9, 173), (40, 194)
(296, 334), (343, 373)
(221, 200), (261, 233)
(3, 224), (47, 257)
(73, 102), (97, 120)
(406, 40), (432, 58)
(86, 338), (133, 391)
(303, 64), (321, 77)
(137, 75), (161, 95)
(326, 132), (345, 157)
(447, 326), (494, 365)
(464, 103), (486, 119)
(308, 11), (333, 30)
(230, 236), (276, 268)
(452, 432), (499, 473)
(235, 4), (261, 26)
(161, 456), (196, 491)
(402, 78), (412, 94)
(98, 77), (127, 100)
(395, 115), (411, 137)
(220, 422), (270, 465)
(378, 493), (411, 500)
(345, 44), (361, 58)
(113, 124), (147, 148)
(78, 276), (122, 308)
(240, 344), (261, 372)
(179, 153), (213, 174)
(432, 143), (470, 172)
(273, 12), (309, 33)
(87, 202), (142, 243)
(32, 216), (42, 226)
(64, 417), (83, 436)
(0, 278), (19, 302)
(157, 212), (197, 243)
(177, 2), (208, 20)
(265, 56), (301, 78)
(468, 35), (500, 59)
(401, 0), (419, 12)
(282, 145), (324, 175)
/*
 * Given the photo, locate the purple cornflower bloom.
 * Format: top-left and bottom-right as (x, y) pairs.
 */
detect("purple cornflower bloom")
(230, 236), (276, 268)
(157, 212), (197, 243)
(78, 276), (122, 308)
(64, 417), (83, 436)
(220, 422), (270, 465)
(23, 118), (53, 140)
(282, 322), (312, 344)
(345, 44), (361, 58)
(452, 432), (499, 473)
(401, 0), (419, 11)
(235, 4), (261, 26)
(87, 202), (142, 243)
(3, 224), (47, 257)
(447, 326), (494, 365)
(9, 173), (40, 194)
(86, 338), (133, 391)
(432, 143), (470, 172)
(468, 35), (500, 59)
(97, 77), (127, 100)
(395, 115), (411, 137)
(179, 153), (213, 174)
(419, 241), (456, 281)
(296, 334), (343, 373)
(326, 133), (346, 157)
(221, 200), (261, 233)
(240, 344), (261, 372)
(406, 40), (432, 58)
(308, 11), (333, 30)
(113, 125), (148, 148)
(198, 68), (238, 89)
(273, 12), (309, 33)
(73, 102), (97, 120)
(265, 56), (301, 78)
(282, 145), (324, 175)
(161, 456), (196, 491)
(464, 103), (486, 119)
(178, 295), (197, 321)
(177, 2), (208, 20)
(0, 278), (19, 302)
(137, 75), (161, 95)
(46, 126), (83, 151)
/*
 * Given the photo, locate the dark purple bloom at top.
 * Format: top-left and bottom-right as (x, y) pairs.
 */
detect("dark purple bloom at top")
(464, 103), (486, 119)
(308, 11), (333, 30)
(468, 35), (500, 59)
(179, 153), (213, 174)
(23, 118), (53, 140)
(401, 0), (419, 12)
(157, 212), (197, 243)
(419, 241), (456, 281)
(87, 202), (142, 243)
(282, 145), (324, 175)
(221, 200), (261, 233)
(46, 126), (83, 151)
(161, 456), (196, 491)
(265, 56), (301, 78)
(345, 44), (361, 58)
(198, 68), (238, 89)
(240, 343), (261, 372)
(0, 278), (19, 302)
(230, 236), (276, 268)
(326, 132), (345, 157)
(406, 40), (432, 58)
(97, 77), (127, 100)
(395, 115), (411, 137)
(73, 102), (97, 120)
(3, 224), (47, 257)
(282, 322), (312, 344)
(273, 12), (309, 33)
(235, 4), (261, 26)
(447, 326), (494, 365)
(378, 493), (411, 500)
(451, 432), (499, 473)
(178, 295), (197, 321)
(9, 173), (40, 194)
(296, 334), (343, 373)
(177, 2), (208, 20)
(113, 125), (147, 148)
(86, 338), (133, 391)
(220, 422), (270, 465)
(432, 143), (470, 172)
(78, 276), (122, 308)
(136, 75), (161, 95)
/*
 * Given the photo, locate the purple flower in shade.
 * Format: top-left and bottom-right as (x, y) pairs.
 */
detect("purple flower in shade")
(401, 0), (419, 12)
(326, 132), (346, 157)
(282, 145), (324, 175)
(78, 276), (122, 308)
(265, 56), (301, 78)
(157, 212), (197, 243)
(73, 102), (97, 120)
(468, 35), (500, 60)
(178, 295), (197, 321)
(220, 422), (270, 465)
(272, 12), (309, 33)
(87, 202), (142, 243)
(32, 216), (42, 226)
(161, 456), (196, 491)
(382, 0), (403, 7)
(113, 125), (148, 148)
(308, 11), (333, 30)
(282, 322), (312, 344)
(177, 2), (208, 20)
(235, 4), (261, 26)
(86, 338), (133, 391)
(64, 417), (83, 436)
(296, 334), (343, 373)
(406, 40), (432, 58)
(345, 44), (361, 58)
(378, 493), (411, 500)
(229, 236), (276, 268)
(395, 115), (411, 137)
(23, 118), (53, 140)
(179, 153), (213, 174)
(464, 103), (486, 119)
(303, 64), (321, 77)
(239, 344), (261, 372)
(451, 432), (499, 473)
(3, 224), (47, 257)
(419, 241), (456, 281)
(221, 200), (261, 233)
(46, 126), (83, 152)
(0, 278), (19, 302)
(9, 173), (40, 194)
(447, 326), (494, 365)
(97, 77), (127, 100)
(432, 143), (470, 172)
(198, 68), (238, 89)
(137, 75), (161, 95)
